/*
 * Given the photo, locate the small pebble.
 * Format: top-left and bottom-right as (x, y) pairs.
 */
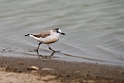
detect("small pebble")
(27, 66), (39, 71)
(42, 68), (53, 71)
(2, 48), (5, 52)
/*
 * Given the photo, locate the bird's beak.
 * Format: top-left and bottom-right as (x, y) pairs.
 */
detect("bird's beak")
(61, 32), (66, 35)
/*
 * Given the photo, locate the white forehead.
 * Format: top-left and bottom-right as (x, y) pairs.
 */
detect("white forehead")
(58, 29), (62, 32)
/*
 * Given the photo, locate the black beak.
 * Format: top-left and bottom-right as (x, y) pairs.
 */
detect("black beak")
(61, 32), (66, 35)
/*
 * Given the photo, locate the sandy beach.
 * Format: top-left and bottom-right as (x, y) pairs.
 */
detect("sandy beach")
(0, 56), (124, 83)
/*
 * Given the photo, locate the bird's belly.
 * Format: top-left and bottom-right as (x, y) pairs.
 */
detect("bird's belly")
(38, 36), (59, 44)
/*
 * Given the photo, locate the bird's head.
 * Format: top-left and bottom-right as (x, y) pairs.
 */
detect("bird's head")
(53, 28), (66, 35)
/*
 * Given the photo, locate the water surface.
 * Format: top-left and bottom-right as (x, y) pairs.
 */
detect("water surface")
(0, 0), (124, 66)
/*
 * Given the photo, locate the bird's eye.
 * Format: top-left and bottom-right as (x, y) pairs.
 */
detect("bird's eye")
(57, 31), (59, 33)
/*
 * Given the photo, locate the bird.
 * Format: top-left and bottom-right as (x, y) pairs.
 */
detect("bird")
(25, 28), (65, 55)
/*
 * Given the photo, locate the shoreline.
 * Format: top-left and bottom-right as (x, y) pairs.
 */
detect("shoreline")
(0, 56), (124, 83)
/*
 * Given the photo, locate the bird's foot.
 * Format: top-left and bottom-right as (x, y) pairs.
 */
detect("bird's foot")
(54, 50), (60, 53)
(49, 47), (60, 53)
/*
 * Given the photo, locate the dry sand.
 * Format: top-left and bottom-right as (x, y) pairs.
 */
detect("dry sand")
(0, 70), (59, 83)
(0, 56), (124, 83)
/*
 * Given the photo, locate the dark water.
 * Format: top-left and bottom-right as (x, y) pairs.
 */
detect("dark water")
(0, 0), (124, 66)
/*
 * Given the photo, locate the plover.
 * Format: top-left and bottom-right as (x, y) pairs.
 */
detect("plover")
(25, 28), (65, 54)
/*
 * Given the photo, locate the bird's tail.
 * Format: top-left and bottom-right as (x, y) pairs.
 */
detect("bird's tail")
(25, 34), (30, 36)
(25, 34), (35, 38)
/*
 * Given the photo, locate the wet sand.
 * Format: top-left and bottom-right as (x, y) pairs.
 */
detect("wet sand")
(0, 56), (124, 83)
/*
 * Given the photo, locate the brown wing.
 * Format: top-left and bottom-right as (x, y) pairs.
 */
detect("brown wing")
(33, 30), (51, 38)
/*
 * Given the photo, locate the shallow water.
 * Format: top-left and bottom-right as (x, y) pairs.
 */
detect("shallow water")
(0, 0), (124, 66)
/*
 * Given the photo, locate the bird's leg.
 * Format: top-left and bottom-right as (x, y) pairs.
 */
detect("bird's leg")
(50, 51), (55, 57)
(49, 46), (55, 52)
(35, 42), (42, 55)
(48, 45), (60, 52)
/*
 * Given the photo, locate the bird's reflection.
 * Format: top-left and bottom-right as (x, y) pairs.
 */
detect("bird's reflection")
(37, 51), (56, 59)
